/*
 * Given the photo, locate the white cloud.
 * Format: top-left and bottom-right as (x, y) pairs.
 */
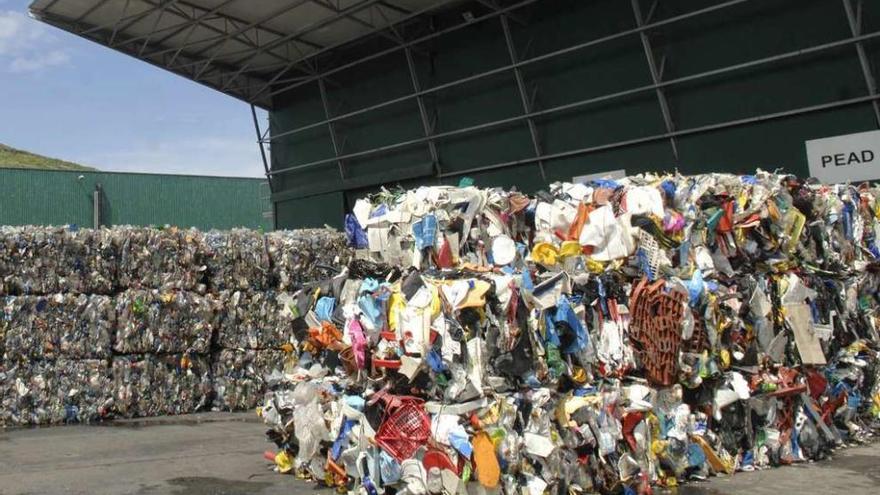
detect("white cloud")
(79, 137), (267, 178)
(9, 48), (69, 72)
(0, 9), (70, 73)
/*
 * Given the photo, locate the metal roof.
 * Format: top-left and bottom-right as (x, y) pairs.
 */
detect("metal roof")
(29, 0), (466, 109)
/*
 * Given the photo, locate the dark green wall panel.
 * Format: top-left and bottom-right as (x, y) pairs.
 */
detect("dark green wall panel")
(0, 169), (271, 230)
(269, 0), (880, 228)
(275, 192), (345, 230)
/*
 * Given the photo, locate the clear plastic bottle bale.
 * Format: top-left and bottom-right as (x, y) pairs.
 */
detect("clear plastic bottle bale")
(216, 290), (296, 349)
(0, 357), (111, 426)
(0, 226), (117, 295)
(212, 348), (286, 411)
(0, 358), (52, 425)
(0, 226), (64, 295)
(1, 295), (14, 359)
(60, 227), (117, 294)
(266, 230), (351, 291)
(54, 358), (113, 423)
(0, 227), (14, 295)
(2, 294), (114, 360)
(114, 289), (217, 354)
(111, 353), (211, 418)
(204, 229), (270, 292)
(109, 355), (148, 419)
(116, 226), (207, 291)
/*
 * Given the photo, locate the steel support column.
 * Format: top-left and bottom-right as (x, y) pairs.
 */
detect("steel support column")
(318, 78), (347, 180)
(251, 104), (274, 193)
(404, 48), (442, 177)
(500, 14), (545, 180)
(842, 0), (880, 127)
(631, 0), (679, 161)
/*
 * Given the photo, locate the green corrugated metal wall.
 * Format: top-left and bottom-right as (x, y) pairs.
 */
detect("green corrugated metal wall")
(0, 168), (272, 230)
(269, 0), (880, 229)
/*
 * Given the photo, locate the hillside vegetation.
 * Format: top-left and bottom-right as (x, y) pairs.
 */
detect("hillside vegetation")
(0, 143), (95, 171)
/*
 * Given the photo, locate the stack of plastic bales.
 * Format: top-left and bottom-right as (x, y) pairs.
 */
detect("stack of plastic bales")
(0, 226), (116, 295)
(204, 228), (270, 292)
(110, 289), (216, 418)
(211, 229), (348, 411)
(110, 227), (215, 419)
(258, 171), (880, 494)
(0, 294), (115, 425)
(212, 290), (294, 411)
(116, 226), (207, 292)
(267, 229), (350, 291)
(0, 225), (350, 425)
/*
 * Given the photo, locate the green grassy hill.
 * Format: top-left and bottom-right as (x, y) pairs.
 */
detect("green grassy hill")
(0, 143), (95, 171)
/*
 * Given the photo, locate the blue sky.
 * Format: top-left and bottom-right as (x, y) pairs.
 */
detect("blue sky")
(0, 0), (267, 177)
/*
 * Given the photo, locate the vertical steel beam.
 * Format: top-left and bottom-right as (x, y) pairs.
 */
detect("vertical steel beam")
(318, 78), (347, 180)
(631, 0), (679, 160)
(842, 0), (880, 127)
(500, 15), (546, 180)
(404, 48), (442, 177)
(251, 104), (274, 193)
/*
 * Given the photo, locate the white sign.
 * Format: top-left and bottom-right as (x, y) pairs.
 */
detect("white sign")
(573, 169), (627, 184)
(806, 129), (880, 183)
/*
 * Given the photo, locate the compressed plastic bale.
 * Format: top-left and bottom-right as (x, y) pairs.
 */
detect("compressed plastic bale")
(59, 228), (117, 294)
(216, 290), (296, 349)
(114, 289), (217, 354)
(266, 230), (351, 291)
(116, 226), (207, 291)
(0, 358), (112, 426)
(204, 229), (270, 292)
(212, 348), (286, 411)
(0, 226), (65, 295)
(0, 226), (117, 295)
(2, 294), (114, 360)
(110, 353), (211, 418)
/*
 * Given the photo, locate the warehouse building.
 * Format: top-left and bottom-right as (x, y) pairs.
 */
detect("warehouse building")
(0, 167), (273, 230)
(29, 0), (880, 228)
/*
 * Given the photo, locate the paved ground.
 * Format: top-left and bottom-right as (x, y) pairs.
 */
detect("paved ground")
(0, 413), (878, 494)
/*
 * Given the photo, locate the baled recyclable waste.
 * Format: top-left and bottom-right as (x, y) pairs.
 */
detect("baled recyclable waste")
(212, 349), (287, 411)
(116, 226), (207, 292)
(114, 289), (217, 355)
(258, 171), (880, 495)
(215, 290), (297, 350)
(110, 353), (212, 418)
(0, 226), (350, 426)
(0, 226), (116, 295)
(2, 294), (114, 360)
(0, 358), (112, 425)
(204, 229), (270, 292)
(266, 229), (351, 291)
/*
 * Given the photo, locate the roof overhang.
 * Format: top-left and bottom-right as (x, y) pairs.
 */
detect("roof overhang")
(29, 0), (468, 109)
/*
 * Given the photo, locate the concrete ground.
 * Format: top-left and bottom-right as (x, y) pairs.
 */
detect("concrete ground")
(0, 413), (878, 495)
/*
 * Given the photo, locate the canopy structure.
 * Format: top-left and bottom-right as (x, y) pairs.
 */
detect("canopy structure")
(29, 0), (465, 109)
